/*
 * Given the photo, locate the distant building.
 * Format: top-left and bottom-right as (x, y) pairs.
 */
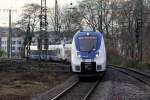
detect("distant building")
(0, 27), (69, 57)
(0, 27), (25, 57)
(1, 36), (24, 57)
(1, 37), (7, 52)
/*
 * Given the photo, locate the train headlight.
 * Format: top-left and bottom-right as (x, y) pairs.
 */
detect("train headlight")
(97, 65), (102, 70)
(96, 52), (99, 57)
(75, 66), (80, 71)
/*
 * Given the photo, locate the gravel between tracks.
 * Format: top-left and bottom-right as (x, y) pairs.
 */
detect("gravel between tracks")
(57, 82), (94, 100)
(32, 68), (150, 100)
(89, 69), (150, 100)
(32, 76), (78, 100)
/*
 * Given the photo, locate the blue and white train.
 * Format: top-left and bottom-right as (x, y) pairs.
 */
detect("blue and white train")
(71, 31), (106, 77)
(26, 44), (71, 61)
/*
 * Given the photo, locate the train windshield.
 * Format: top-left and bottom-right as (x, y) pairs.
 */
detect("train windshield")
(78, 36), (97, 51)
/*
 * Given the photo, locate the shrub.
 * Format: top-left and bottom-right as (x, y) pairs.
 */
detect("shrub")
(107, 48), (123, 65)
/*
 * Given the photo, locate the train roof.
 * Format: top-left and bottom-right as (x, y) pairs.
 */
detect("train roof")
(30, 44), (72, 50)
(74, 31), (102, 38)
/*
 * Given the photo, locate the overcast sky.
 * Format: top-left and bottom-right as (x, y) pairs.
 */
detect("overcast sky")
(0, 0), (79, 27)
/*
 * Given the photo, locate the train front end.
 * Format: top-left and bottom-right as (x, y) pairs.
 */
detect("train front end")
(71, 31), (106, 77)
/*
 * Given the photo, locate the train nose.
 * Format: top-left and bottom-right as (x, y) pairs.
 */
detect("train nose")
(81, 62), (96, 73)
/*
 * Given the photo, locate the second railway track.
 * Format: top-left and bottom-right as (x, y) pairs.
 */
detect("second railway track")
(108, 65), (150, 86)
(50, 79), (100, 100)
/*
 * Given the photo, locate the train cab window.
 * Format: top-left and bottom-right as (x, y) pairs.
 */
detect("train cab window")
(78, 36), (97, 51)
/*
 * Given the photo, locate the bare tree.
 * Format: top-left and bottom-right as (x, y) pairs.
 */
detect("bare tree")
(15, 3), (41, 57)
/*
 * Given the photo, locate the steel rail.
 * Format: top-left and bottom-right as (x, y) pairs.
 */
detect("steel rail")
(82, 80), (100, 100)
(108, 65), (150, 86)
(50, 80), (79, 100)
(51, 80), (100, 100)
(107, 64), (150, 78)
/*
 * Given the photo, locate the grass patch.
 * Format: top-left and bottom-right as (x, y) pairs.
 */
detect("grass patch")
(125, 60), (150, 70)
(108, 53), (123, 65)
(108, 53), (150, 72)
(0, 60), (70, 98)
(0, 80), (50, 96)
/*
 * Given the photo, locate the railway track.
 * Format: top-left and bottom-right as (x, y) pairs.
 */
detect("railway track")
(107, 64), (150, 86)
(50, 79), (100, 100)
